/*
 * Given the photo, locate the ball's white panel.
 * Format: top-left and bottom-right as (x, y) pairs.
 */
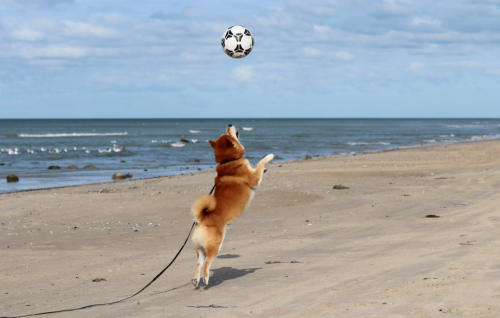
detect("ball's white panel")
(230, 25), (245, 34)
(240, 35), (252, 50)
(224, 37), (237, 51)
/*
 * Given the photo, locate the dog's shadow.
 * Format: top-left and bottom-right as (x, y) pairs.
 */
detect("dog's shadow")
(204, 266), (261, 289)
(217, 253), (240, 259)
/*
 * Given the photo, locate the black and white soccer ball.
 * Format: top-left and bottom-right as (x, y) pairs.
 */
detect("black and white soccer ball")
(221, 25), (254, 58)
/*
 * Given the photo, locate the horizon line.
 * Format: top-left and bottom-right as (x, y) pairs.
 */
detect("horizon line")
(1, 117), (500, 120)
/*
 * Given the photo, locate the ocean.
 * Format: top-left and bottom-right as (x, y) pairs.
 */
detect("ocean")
(1, 118), (500, 193)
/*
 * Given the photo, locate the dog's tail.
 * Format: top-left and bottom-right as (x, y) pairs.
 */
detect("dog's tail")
(191, 194), (216, 222)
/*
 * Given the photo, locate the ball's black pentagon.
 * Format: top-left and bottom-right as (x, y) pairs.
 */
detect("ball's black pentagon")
(221, 38), (225, 47)
(244, 29), (251, 36)
(235, 33), (243, 41)
(234, 44), (244, 53)
(244, 48), (252, 55)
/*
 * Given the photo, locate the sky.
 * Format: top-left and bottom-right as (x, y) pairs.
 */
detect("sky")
(1, 0), (500, 118)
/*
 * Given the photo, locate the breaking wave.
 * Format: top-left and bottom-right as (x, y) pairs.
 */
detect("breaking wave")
(346, 141), (391, 146)
(18, 132), (129, 138)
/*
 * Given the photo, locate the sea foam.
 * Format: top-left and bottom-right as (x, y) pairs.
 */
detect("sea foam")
(18, 132), (128, 138)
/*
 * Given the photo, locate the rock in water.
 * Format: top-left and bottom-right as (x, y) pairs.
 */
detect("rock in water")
(83, 165), (96, 169)
(48, 165), (61, 170)
(112, 172), (132, 180)
(6, 174), (19, 182)
(67, 165), (78, 169)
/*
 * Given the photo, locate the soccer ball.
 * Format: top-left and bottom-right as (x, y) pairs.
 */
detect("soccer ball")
(221, 25), (254, 58)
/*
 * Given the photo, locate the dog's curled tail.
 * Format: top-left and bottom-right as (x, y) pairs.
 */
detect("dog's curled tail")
(191, 194), (216, 222)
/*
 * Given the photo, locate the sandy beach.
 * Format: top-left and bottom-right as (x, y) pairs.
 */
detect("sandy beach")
(2, 140), (500, 318)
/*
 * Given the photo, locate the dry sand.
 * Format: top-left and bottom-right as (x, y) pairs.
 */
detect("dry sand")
(2, 140), (500, 318)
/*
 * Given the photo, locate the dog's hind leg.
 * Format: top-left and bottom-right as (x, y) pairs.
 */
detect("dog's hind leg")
(192, 247), (205, 287)
(202, 243), (220, 286)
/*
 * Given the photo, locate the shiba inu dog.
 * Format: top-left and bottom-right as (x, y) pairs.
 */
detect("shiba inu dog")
(190, 125), (274, 287)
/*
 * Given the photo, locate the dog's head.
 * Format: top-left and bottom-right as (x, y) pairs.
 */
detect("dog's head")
(209, 125), (245, 163)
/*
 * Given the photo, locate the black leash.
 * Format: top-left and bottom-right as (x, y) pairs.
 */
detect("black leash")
(2, 184), (216, 318)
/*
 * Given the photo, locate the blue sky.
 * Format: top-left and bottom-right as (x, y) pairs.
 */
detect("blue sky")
(1, 0), (500, 118)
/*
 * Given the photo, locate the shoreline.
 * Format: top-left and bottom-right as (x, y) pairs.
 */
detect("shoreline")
(2, 137), (500, 196)
(0, 169), (214, 196)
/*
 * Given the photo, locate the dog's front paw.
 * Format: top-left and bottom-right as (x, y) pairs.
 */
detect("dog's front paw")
(263, 154), (275, 163)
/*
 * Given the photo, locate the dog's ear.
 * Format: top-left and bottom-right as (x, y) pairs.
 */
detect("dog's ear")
(209, 140), (216, 148)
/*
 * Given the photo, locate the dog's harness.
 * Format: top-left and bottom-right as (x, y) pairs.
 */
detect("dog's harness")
(219, 157), (239, 165)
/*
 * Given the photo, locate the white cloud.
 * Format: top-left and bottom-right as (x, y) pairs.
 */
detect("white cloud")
(13, 45), (118, 59)
(412, 17), (441, 27)
(11, 28), (44, 41)
(27, 58), (68, 70)
(62, 21), (119, 38)
(313, 24), (332, 33)
(408, 62), (424, 72)
(381, 30), (500, 47)
(374, 0), (414, 16)
(437, 60), (500, 76)
(312, 24), (334, 40)
(304, 47), (323, 57)
(335, 51), (354, 60)
(304, 47), (353, 60)
(3, 18), (120, 44)
(412, 44), (441, 55)
(90, 13), (129, 25)
(302, 47), (354, 61)
(256, 10), (295, 27)
(485, 68), (500, 76)
(5, 0), (74, 9)
(306, 6), (336, 17)
(473, 0), (500, 4)
(232, 66), (254, 82)
(287, 1), (336, 17)
(29, 45), (88, 58)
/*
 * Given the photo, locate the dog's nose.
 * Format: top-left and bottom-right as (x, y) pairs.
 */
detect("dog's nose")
(228, 124), (233, 127)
